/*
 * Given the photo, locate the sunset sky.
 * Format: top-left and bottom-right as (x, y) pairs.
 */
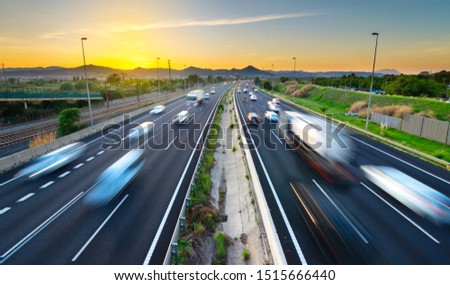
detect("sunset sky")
(1, 0), (449, 74)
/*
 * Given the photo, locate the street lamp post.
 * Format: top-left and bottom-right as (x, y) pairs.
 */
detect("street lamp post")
(292, 57), (296, 101)
(157, 57), (160, 96)
(81, 37), (93, 127)
(365, 32), (379, 131)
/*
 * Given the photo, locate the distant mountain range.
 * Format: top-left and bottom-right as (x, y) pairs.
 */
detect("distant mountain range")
(2, 65), (401, 80)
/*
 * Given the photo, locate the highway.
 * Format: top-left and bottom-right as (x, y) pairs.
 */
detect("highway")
(235, 84), (450, 264)
(0, 83), (231, 264)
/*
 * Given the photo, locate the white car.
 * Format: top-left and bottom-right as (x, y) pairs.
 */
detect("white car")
(204, 93), (210, 99)
(250, 95), (257, 101)
(272, 98), (280, 104)
(150, 105), (165, 115)
(265, 111), (279, 122)
(267, 101), (280, 112)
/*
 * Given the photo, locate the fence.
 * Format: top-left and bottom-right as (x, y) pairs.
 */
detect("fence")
(371, 112), (450, 145)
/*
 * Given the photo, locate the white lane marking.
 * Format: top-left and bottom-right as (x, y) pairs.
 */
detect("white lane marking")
(313, 179), (368, 244)
(58, 171), (71, 178)
(72, 195), (129, 262)
(0, 192), (84, 262)
(271, 130), (283, 144)
(74, 163), (84, 169)
(0, 207), (11, 215)
(0, 176), (21, 187)
(39, 181), (54, 189)
(352, 136), (450, 185)
(16, 193), (35, 203)
(106, 146), (112, 150)
(164, 136), (177, 150)
(143, 92), (221, 265)
(97, 150), (105, 155)
(86, 157), (95, 162)
(360, 182), (440, 243)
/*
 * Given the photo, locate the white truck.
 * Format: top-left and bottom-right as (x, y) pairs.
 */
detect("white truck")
(278, 111), (355, 184)
(186, 89), (205, 106)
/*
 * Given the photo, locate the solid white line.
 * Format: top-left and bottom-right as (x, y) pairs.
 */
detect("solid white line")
(39, 181), (54, 189)
(352, 136), (450, 185)
(16, 193), (35, 203)
(0, 176), (21, 187)
(0, 207), (11, 215)
(72, 195), (129, 262)
(58, 171), (71, 178)
(143, 92), (220, 265)
(0, 192), (85, 262)
(312, 179), (368, 244)
(97, 150), (105, 155)
(74, 163), (84, 169)
(360, 182), (440, 243)
(86, 156), (95, 162)
(271, 130), (283, 144)
(106, 146), (112, 150)
(236, 93), (307, 264)
(164, 136), (177, 150)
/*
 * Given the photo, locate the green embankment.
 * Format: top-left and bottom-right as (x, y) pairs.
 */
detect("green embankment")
(270, 85), (450, 165)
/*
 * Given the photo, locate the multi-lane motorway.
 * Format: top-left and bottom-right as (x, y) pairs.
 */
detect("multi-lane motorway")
(1, 80), (450, 265)
(235, 85), (450, 264)
(0, 83), (231, 264)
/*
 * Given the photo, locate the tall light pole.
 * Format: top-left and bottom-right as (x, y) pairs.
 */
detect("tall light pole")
(292, 57), (296, 101)
(365, 32), (379, 131)
(157, 57), (160, 96)
(81, 37), (93, 127)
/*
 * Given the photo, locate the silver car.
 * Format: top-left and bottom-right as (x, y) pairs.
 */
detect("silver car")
(149, 105), (165, 115)
(83, 149), (145, 207)
(16, 142), (86, 180)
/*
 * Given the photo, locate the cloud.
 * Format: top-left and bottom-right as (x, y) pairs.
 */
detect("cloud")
(39, 32), (67, 39)
(111, 12), (323, 32)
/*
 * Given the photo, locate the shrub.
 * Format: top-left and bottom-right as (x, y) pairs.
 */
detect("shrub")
(57, 108), (81, 137)
(232, 146), (237, 152)
(242, 249), (250, 262)
(293, 84), (314, 98)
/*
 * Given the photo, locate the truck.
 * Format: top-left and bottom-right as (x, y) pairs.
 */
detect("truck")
(186, 89), (205, 106)
(278, 111), (355, 184)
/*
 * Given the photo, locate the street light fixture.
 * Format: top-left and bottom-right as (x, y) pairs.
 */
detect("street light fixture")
(81, 37), (93, 127)
(365, 32), (379, 131)
(157, 57), (160, 96)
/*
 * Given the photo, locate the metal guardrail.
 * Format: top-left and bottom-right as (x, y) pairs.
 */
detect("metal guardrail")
(162, 86), (229, 265)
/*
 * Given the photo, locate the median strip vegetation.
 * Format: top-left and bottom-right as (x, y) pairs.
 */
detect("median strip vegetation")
(262, 81), (450, 164)
(176, 88), (230, 264)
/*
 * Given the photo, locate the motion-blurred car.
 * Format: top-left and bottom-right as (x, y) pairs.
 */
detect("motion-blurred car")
(210, 88), (216, 94)
(361, 165), (450, 225)
(204, 93), (210, 99)
(129, 121), (154, 141)
(172, 110), (189, 124)
(291, 182), (374, 264)
(250, 94), (257, 101)
(267, 101), (280, 112)
(149, 105), (165, 115)
(16, 142), (86, 180)
(247, 112), (261, 124)
(83, 149), (145, 207)
(272, 98), (280, 104)
(265, 111), (279, 122)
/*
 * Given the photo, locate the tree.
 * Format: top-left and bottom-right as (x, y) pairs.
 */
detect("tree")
(59, 82), (74, 92)
(263, 81), (273, 90)
(254, 76), (261, 86)
(106, 73), (121, 85)
(57, 108), (81, 137)
(280, 76), (289, 83)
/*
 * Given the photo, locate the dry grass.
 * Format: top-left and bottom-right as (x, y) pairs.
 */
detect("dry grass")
(416, 110), (435, 118)
(359, 105), (412, 118)
(29, 132), (56, 148)
(293, 84), (314, 98)
(348, 101), (367, 113)
(284, 80), (299, 94)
